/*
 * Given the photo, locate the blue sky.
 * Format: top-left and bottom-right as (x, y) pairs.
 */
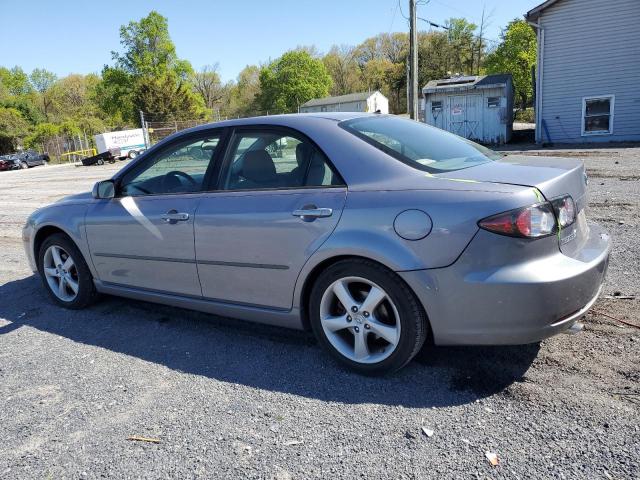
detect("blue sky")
(0, 0), (539, 82)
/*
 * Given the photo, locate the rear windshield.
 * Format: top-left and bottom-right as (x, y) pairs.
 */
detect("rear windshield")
(339, 115), (502, 173)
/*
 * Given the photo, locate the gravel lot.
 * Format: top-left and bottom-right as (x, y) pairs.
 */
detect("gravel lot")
(0, 151), (638, 479)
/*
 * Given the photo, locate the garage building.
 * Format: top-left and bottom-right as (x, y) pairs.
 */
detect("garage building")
(299, 91), (389, 114)
(422, 74), (514, 144)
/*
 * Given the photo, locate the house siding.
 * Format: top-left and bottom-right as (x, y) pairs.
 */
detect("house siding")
(538, 0), (640, 143)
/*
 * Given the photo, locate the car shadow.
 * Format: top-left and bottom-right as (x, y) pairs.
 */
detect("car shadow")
(0, 275), (540, 408)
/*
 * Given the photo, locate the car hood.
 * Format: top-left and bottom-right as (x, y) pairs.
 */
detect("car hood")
(446, 155), (587, 207)
(55, 191), (93, 205)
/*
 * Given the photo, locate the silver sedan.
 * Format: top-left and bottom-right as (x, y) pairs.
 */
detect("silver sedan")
(23, 113), (611, 374)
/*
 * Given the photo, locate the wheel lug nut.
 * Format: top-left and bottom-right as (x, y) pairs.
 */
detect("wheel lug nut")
(351, 306), (358, 313)
(365, 324), (370, 330)
(346, 315), (352, 322)
(363, 311), (369, 317)
(354, 326), (359, 333)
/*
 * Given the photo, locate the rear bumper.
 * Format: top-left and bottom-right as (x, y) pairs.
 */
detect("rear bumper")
(399, 222), (611, 345)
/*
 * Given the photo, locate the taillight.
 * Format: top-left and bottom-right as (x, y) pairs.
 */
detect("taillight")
(479, 203), (556, 238)
(551, 195), (576, 228)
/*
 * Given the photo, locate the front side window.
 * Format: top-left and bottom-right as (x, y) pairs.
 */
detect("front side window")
(223, 130), (341, 190)
(583, 96), (614, 135)
(120, 134), (221, 196)
(340, 115), (502, 173)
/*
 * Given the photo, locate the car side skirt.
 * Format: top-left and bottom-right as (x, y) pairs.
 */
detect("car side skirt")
(94, 280), (305, 330)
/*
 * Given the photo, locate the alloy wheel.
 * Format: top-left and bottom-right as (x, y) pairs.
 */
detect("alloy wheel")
(43, 245), (79, 302)
(319, 276), (401, 364)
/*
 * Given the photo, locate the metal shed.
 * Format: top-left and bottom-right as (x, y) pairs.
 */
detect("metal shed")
(422, 74), (514, 144)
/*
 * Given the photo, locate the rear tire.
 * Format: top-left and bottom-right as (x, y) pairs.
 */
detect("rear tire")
(309, 259), (428, 375)
(128, 150), (138, 159)
(20, 161), (28, 169)
(38, 233), (97, 309)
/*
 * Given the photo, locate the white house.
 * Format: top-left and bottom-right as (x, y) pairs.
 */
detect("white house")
(299, 91), (389, 114)
(526, 0), (640, 143)
(422, 74), (514, 144)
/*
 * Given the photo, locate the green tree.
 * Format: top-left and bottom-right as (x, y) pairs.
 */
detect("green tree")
(227, 65), (261, 117)
(0, 107), (30, 153)
(485, 19), (537, 110)
(258, 50), (332, 113)
(30, 68), (58, 119)
(94, 66), (135, 125)
(101, 11), (200, 122)
(133, 73), (204, 120)
(191, 64), (225, 115)
(445, 18), (478, 75)
(0, 66), (32, 96)
(113, 10), (192, 79)
(323, 45), (363, 96)
(418, 31), (453, 86)
(23, 122), (60, 151)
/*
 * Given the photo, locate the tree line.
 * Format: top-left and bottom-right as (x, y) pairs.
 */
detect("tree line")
(0, 10), (536, 155)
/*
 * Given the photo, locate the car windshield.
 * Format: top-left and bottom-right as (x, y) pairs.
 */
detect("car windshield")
(339, 115), (502, 173)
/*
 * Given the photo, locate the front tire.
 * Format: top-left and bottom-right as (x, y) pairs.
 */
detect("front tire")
(128, 150), (138, 159)
(309, 259), (428, 375)
(38, 233), (97, 309)
(20, 161), (28, 169)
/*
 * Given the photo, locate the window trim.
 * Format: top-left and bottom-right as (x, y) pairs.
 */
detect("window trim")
(213, 124), (346, 192)
(581, 95), (615, 136)
(113, 127), (230, 198)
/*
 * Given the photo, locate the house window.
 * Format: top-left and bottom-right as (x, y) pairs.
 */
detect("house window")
(431, 101), (443, 113)
(582, 95), (614, 135)
(487, 97), (500, 108)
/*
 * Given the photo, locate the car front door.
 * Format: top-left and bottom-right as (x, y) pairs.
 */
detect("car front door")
(85, 130), (226, 296)
(194, 127), (347, 310)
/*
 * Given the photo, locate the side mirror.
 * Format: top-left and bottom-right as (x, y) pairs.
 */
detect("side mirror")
(92, 180), (115, 199)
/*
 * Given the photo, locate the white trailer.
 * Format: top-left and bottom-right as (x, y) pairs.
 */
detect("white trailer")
(94, 129), (146, 159)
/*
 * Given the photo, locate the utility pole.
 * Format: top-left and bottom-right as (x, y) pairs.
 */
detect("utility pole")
(139, 110), (149, 149)
(409, 0), (419, 120)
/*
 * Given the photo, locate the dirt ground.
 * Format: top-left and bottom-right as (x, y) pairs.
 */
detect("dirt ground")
(0, 150), (638, 479)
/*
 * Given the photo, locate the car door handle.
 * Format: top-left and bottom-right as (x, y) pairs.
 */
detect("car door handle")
(161, 211), (190, 224)
(292, 207), (333, 219)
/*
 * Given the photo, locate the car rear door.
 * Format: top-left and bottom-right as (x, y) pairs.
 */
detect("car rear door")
(194, 126), (347, 310)
(85, 129), (226, 296)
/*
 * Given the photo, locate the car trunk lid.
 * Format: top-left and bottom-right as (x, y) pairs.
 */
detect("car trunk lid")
(445, 155), (589, 256)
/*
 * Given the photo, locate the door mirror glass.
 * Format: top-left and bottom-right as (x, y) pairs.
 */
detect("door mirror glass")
(93, 180), (115, 199)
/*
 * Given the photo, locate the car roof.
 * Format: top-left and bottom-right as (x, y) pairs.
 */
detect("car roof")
(183, 112), (374, 133)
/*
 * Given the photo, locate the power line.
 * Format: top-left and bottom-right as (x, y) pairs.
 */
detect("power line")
(398, 0), (409, 21)
(388, 1), (399, 33)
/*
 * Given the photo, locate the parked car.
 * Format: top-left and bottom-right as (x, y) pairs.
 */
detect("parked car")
(0, 154), (20, 171)
(16, 150), (49, 168)
(23, 113), (611, 374)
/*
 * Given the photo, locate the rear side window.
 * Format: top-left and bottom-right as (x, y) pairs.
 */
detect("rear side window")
(339, 115), (502, 173)
(222, 130), (342, 190)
